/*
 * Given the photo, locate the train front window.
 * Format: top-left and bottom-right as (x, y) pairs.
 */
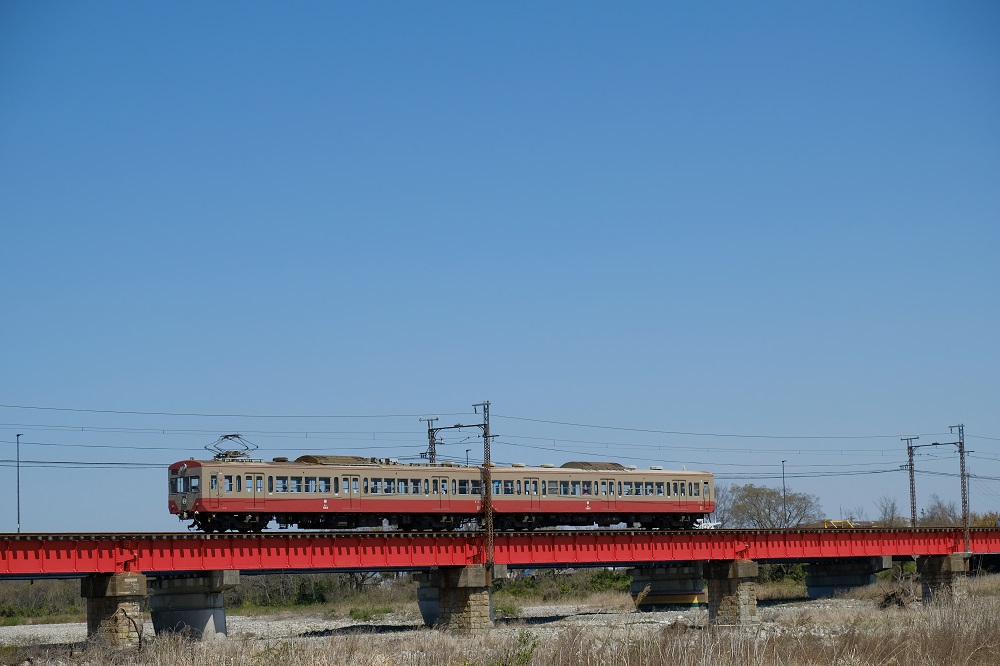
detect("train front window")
(704, 481), (710, 499)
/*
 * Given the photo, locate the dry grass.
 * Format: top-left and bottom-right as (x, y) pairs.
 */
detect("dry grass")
(9, 577), (1000, 665)
(8, 596), (1000, 666)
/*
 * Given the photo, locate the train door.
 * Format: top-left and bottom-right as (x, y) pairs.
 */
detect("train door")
(432, 475), (450, 510)
(600, 478), (617, 510)
(672, 479), (685, 506)
(342, 474), (360, 510)
(525, 477), (541, 510)
(246, 474), (264, 509)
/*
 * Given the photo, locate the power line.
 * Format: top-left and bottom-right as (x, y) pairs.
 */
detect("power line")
(496, 414), (952, 441)
(0, 403), (472, 419)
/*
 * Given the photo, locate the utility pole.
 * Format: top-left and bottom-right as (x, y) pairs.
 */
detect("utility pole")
(419, 416), (439, 464)
(473, 401), (494, 570)
(16, 434), (22, 534)
(781, 460), (787, 528)
(932, 423), (969, 552)
(424, 402), (495, 569)
(953, 424), (969, 552)
(901, 436), (920, 528)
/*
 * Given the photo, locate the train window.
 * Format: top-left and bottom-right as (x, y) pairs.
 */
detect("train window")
(559, 481), (569, 496)
(384, 479), (394, 494)
(291, 477), (302, 493)
(458, 480), (469, 494)
(617, 482), (622, 496)
(451, 480), (457, 494)
(412, 479), (421, 494)
(276, 477), (289, 493)
(623, 482), (632, 496)
(342, 477), (350, 494)
(582, 481), (592, 495)
(541, 482), (546, 496)
(169, 478), (179, 494)
(423, 480), (429, 494)
(600, 481), (607, 496)
(323, 477), (333, 493)
(548, 481), (558, 495)
(210, 476), (217, 491)
(372, 479), (383, 494)
(503, 480), (514, 495)
(256, 476), (264, 493)
(516, 480), (522, 495)
(673, 482), (678, 496)
(190, 477), (200, 491)
(471, 480), (482, 495)
(306, 477), (317, 493)
(692, 483), (699, 497)
(656, 482), (665, 496)
(245, 475), (252, 492)
(432, 479), (439, 494)
(680, 483), (686, 497)
(236, 476), (242, 492)
(571, 481), (580, 496)
(493, 480), (502, 495)
(530, 480), (538, 495)
(224, 475), (234, 492)
(363, 478), (369, 494)
(268, 476), (273, 493)
(352, 478), (359, 493)
(703, 481), (710, 499)
(645, 482), (654, 496)
(398, 480), (407, 494)
(635, 483), (643, 496)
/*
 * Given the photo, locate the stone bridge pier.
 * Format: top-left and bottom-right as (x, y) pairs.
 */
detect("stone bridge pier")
(918, 553), (969, 604)
(415, 564), (501, 634)
(705, 559), (759, 625)
(805, 556), (892, 599)
(81, 571), (147, 646)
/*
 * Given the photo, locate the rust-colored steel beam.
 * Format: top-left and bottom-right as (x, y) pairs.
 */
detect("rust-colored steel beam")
(1, 529), (999, 577)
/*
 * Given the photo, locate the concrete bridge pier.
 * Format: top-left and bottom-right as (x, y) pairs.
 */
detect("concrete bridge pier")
(628, 563), (706, 609)
(414, 564), (499, 634)
(148, 570), (240, 639)
(80, 571), (147, 646)
(705, 559), (758, 625)
(917, 554), (968, 605)
(805, 556), (892, 599)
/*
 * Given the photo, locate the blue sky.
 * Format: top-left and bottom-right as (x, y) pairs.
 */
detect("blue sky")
(1, 2), (998, 532)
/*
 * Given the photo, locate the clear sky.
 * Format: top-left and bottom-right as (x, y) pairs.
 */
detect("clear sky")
(1, 2), (997, 533)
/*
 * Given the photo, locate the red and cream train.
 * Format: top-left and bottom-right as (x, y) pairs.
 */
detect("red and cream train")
(168, 451), (715, 533)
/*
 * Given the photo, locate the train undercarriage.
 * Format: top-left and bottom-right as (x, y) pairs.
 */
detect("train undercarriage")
(186, 511), (705, 533)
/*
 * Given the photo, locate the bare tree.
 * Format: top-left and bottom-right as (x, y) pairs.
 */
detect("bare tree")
(920, 494), (960, 526)
(723, 484), (824, 529)
(876, 496), (903, 527)
(711, 483), (732, 527)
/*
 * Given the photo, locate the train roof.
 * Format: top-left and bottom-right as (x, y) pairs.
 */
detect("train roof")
(560, 461), (626, 471)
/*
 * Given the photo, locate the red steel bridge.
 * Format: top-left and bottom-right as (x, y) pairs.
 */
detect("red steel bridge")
(2, 528), (1000, 577)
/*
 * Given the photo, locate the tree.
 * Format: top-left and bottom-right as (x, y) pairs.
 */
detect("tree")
(876, 496), (904, 527)
(715, 483), (823, 529)
(919, 494), (960, 527)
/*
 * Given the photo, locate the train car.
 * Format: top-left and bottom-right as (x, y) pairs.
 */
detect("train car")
(168, 451), (715, 533)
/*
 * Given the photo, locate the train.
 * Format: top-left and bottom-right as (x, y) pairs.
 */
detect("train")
(168, 450), (715, 533)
